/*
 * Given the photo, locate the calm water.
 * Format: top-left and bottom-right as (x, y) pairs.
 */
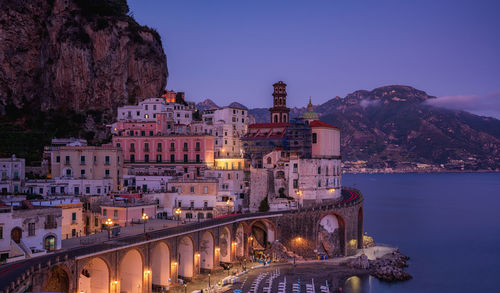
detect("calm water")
(342, 173), (500, 293)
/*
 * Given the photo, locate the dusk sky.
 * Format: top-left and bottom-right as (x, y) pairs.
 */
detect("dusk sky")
(129, 0), (500, 118)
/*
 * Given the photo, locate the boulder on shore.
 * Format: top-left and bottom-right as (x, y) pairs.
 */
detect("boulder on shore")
(369, 250), (412, 282)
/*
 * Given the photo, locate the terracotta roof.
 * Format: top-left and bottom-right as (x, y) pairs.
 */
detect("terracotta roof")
(309, 120), (339, 129)
(248, 122), (289, 129)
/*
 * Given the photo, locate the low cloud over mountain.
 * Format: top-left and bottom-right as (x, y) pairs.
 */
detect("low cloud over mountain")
(425, 92), (500, 119)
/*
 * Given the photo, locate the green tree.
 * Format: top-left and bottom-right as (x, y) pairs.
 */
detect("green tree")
(258, 197), (270, 212)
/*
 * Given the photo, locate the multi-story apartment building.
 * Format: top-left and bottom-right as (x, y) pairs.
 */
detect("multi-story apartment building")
(202, 106), (248, 158)
(48, 146), (123, 192)
(0, 155), (25, 194)
(24, 178), (113, 196)
(166, 178), (219, 220)
(115, 97), (196, 125)
(112, 134), (214, 177)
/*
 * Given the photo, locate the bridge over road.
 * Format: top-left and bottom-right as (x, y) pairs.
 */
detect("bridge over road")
(0, 188), (363, 293)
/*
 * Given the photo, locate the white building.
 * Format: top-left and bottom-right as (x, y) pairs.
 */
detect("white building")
(24, 178), (113, 196)
(0, 204), (62, 263)
(116, 98), (196, 125)
(202, 106), (249, 158)
(0, 155), (25, 194)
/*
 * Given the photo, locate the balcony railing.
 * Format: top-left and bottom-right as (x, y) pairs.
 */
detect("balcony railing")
(45, 222), (57, 229)
(195, 147), (201, 151)
(183, 147), (188, 151)
(124, 160), (205, 164)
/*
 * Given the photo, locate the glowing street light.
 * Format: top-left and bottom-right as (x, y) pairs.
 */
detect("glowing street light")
(142, 213), (149, 233)
(175, 208), (182, 225)
(105, 218), (113, 239)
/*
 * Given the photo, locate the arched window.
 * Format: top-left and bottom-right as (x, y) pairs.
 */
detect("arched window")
(267, 157), (272, 165)
(274, 115), (278, 123)
(44, 235), (56, 251)
(198, 213), (204, 219)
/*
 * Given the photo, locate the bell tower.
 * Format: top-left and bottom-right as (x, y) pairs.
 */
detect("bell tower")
(270, 81), (290, 123)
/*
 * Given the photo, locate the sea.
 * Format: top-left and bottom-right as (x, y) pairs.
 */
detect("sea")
(341, 172), (500, 293)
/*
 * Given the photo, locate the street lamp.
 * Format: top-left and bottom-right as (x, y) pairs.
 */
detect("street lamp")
(208, 273), (211, 288)
(175, 208), (181, 225)
(105, 218), (113, 239)
(142, 213), (148, 233)
(226, 199), (231, 214)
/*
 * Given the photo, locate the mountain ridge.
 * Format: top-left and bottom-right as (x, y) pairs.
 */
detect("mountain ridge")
(227, 85), (500, 171)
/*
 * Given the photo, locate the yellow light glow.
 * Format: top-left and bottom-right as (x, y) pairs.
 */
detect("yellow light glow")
(113, 281), (118, 284)
(329, 188), (336, 193)
(145, 270), (151, 274)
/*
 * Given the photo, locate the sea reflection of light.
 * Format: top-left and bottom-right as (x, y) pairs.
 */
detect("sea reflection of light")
(344, 276), (361, 293)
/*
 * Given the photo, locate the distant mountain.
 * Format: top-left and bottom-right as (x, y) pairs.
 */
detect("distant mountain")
(228, 102), (248, 110)
(249, 85), (500, 171)
(196, 99), (219, 111)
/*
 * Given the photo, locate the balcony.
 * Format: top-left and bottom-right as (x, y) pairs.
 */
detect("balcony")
(45, 222), (57, 229)
(64, 161), (71, 166)
(144, 148), (150, 152)
(183, 147), (188, 152)
(195, 147), (201, 152)
(80, 161), (86, 165)
(104, 161), (110, 165)
(170, 148), (175, 151)
(130, 148), (135, 153)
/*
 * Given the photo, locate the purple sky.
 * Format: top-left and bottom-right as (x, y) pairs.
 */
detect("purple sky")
(128, 0), (500, 118)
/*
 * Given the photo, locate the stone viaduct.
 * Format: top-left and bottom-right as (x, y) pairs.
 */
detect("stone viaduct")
(0, 189), (363, 293)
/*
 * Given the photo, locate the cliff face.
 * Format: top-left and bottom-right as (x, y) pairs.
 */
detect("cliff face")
(0, 0), (167, 114)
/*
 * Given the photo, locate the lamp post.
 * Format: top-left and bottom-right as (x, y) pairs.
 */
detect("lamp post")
(142, 213), (149, 233)
(175, 208), (181, 225)
(226, 199), (231, 214)
(208, 273), (211, 288)
(105, 218), (113, 239)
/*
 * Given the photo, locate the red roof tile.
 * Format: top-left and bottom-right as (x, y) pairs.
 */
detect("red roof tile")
(309, 120), (339, 129)
(248, 122), (289, 129)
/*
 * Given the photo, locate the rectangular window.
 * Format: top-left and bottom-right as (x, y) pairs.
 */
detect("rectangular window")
(105, 156), (110, 165)
(190, 186), (195, 193)
(72, 229), (76, 237)
(318, 167), (321, 174)
(144, 143), (149, 152)
(190, 201), (194, 208)
(184, 154), (188, 163)
(141, 131), (146, 136)
(204, 201), (208, 208)
(170, 142), (175, 151)
(312, 133), (317, 144)
(183, 142), (188, 151)
(65, 156), (70, 164)
(170, 154), (175, 163)
(103, 209), (107, 216)
(196, 154), (200, 163)
(130, 154), (135, 162)
(144, 154), (150, 162)
(195, 142), (200, 151)
(156, 154), (162, 162)
(74, 186), (79, 194)
(157, 143), (162, 152)
(0, 225), (3, 239)
(72, 212), (76, 221)
(203, 186), (208, 194)
(81, 169), (85, 177)
(130, 143), (135, 152)
(86, 186), (90, 193)
(105, 169), (110, 177)
(293, 179), (299, 188)
(28, 223), (35, 236)
(149, 131), (154, 136)
(80, 155), (85, 164)
(114, 210), (118, 217)
(56, 156), (60, 163)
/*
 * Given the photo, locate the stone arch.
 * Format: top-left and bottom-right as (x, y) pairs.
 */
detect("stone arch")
(178, 236), (195, 279)
(200, 231), (214, 271)
(235, 223), (245, 258)
(44, 265), (71, 293)
(119, 249), (144, 293)
(151, 242), (171, 289)
(249, 219), (277, 250)
(43, 233), (57, 251)
(79, 257), (110, 293)
(219, 226), (232, 263)
(317, 213), (346, 257)
(357, 207), (363, 249)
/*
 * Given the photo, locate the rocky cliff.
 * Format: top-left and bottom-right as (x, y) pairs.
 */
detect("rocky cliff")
(0, 0), (167, 114)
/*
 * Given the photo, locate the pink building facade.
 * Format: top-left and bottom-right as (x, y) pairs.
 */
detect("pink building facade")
(112, 135), (214, 166)
(101, 203), (157, 227)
